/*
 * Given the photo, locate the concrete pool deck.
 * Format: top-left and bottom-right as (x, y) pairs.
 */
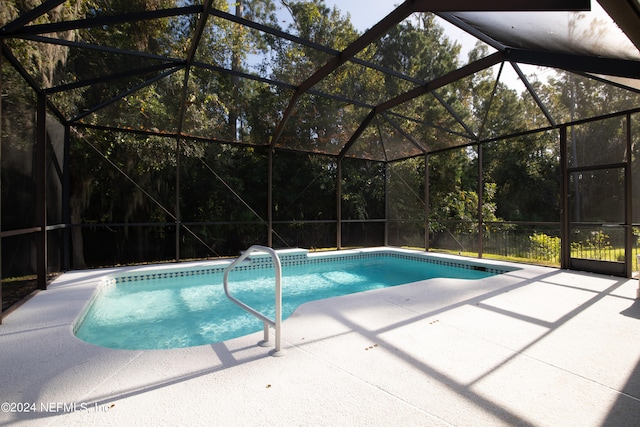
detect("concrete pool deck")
(1, 250), (640, 426)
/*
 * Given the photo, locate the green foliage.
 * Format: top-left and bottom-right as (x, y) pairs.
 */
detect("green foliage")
(430, 181), (502, 236)
(341, 159), (385, 220)
(483, 135), (560, 222)
(529, 232), (560, 262)
(272, 151), (336, 221)
(571, 230), (613, 260)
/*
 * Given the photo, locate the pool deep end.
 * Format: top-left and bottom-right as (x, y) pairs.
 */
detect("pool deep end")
(73, 248), (516, 350)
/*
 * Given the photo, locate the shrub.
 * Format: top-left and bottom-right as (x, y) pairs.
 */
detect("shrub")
(529, 232), (560, 262)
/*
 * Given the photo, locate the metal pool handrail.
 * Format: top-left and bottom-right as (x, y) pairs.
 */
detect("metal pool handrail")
(223, 245), (284, 357)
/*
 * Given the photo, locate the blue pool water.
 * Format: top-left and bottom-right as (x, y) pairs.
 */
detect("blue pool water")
(74, 254), (500, 350)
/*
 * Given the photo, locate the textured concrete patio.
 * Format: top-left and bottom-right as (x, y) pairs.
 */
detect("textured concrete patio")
(1, 252), (639, 426)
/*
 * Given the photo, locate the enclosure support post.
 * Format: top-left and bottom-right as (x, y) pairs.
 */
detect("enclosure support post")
(477, 144), (483, 259)
(336, 158), (342, 250)
(625, 113), (633, 278)
(560, 126), (570, 269)
(62, 125), (71, 271)
(175, 137), (181, 261)
(36, 93), (47, 290)
(0, 53), (3, 322)
(268, 148), (273, 248)
(424, 154), (430, 251)
(384, 163), (389, 246)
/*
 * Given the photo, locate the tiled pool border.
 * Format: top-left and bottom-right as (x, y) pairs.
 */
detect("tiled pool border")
(107, 248), (515, 286)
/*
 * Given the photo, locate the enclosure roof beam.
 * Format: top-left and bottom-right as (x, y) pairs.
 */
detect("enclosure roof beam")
(0, 0), (66, 34)
(193, 60), (296, 91)
(16, 33), (186, 121)
(338, 110), (378, 159)
(342, 52), (504, 154)
(575, 71), (640, 95)
(427, 106), (640, 158)
(209, 7), (334, 55)
(477, 61), (504, 141)
(1, 42), (41, 94)
(376, 52), (504, 116)
(1, 6), (202, 37)
(176, 0), (214, 137)
(44, 63), (180, 94)
(68, 67), (184, 124)
(504, 48), (640, 79)
(381, 113), (428, 155)
(20, 34), (185, 64)
(510, 62), (556, 127)
(1, 41), (66, 123)
(73, 122), (255, 151)
(191, 61), (380, 112)
(185, 2), (212, 67)
(386, 110), (476, 140)
(412, 0), (590, 12)
(431, 90), (477, 139)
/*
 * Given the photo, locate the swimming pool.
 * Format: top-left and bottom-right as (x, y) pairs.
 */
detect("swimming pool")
(73, 248), (513, 350)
